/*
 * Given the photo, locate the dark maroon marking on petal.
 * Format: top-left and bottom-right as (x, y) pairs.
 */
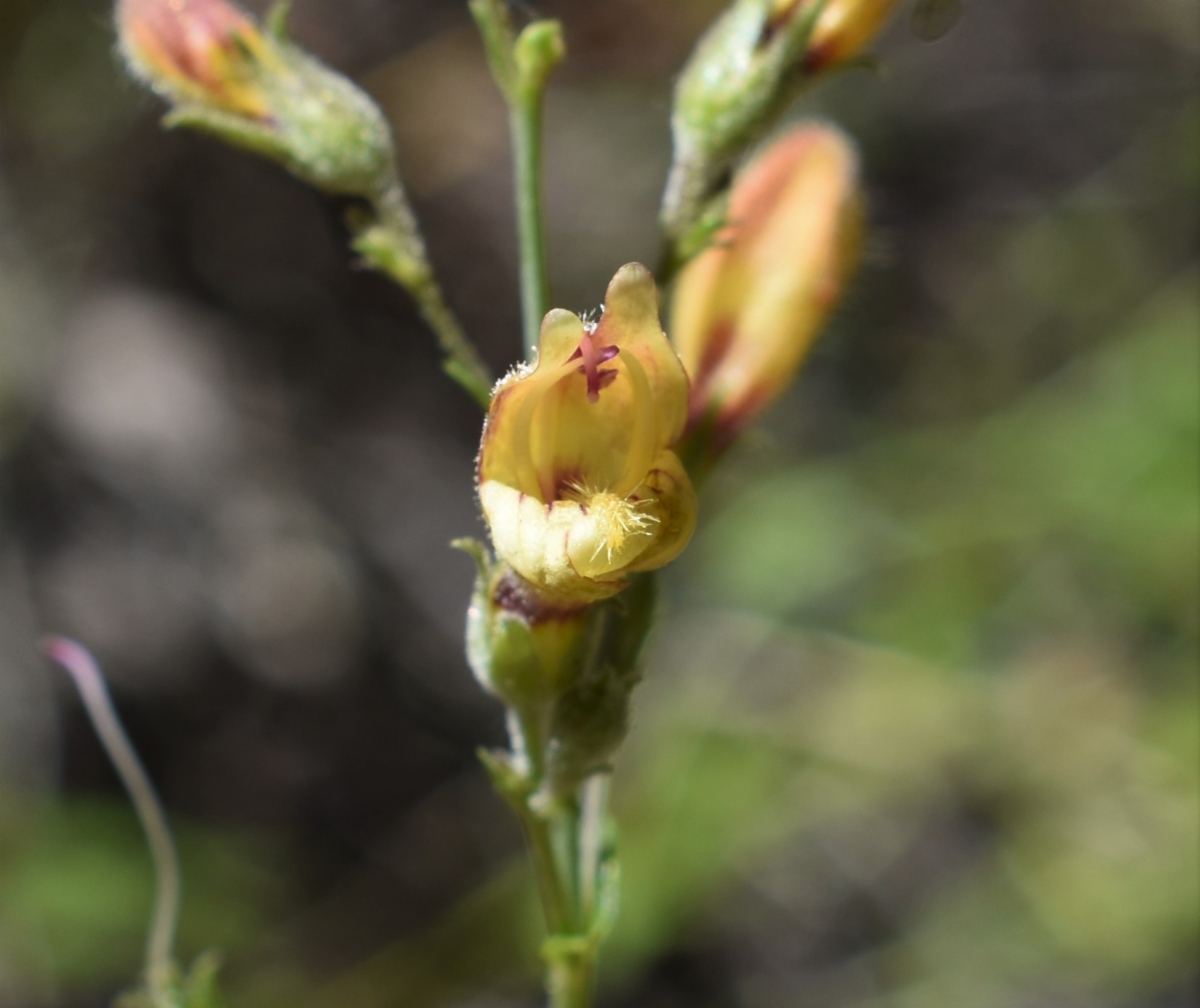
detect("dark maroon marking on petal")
(566, 345), (616, 364)
(576, 364), (621, 403)
(493, 571), (588, 624)
(693, 318), (735, 392)
(686, 317), (737, 431)
(803, 41), (836, 74)
(760, 0), (805, 44)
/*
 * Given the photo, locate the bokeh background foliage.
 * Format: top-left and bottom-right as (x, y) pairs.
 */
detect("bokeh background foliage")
(0, 0), (1196, 1006)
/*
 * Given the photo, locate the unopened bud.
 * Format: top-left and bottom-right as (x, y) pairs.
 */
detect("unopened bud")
(116, 0), (394, 199)
(672, 124), (863, 457)
(661, 0), (896, 245)
(469, 0), (565, 103)
(118, 0), (276, 117)
(513, 19), (567, 96)
(779, 0), (901, 72)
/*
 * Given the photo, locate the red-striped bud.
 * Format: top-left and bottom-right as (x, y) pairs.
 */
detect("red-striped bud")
(672, 124), (864, 456)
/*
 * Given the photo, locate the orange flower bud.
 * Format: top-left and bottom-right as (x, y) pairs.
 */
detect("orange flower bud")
(672, 124), (863, 453)
(771, 0), (900, 71)
(116, 0), (396, 198)
(117, 0), (273, 119)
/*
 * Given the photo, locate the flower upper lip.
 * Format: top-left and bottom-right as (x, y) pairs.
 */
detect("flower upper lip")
(481, 263), (690, 506)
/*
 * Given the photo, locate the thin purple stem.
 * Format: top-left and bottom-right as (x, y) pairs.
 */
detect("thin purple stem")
(44, 636), (180, 998)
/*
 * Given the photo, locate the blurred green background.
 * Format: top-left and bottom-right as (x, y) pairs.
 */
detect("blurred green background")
(0, 0), (1196, 1006)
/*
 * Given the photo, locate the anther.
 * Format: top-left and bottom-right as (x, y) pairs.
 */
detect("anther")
(568, 330), (620, 403)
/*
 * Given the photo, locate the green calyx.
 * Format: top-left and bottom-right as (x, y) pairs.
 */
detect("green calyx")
(161, 3), (395, 200)
(661, 0), (828, 244)
(458, 539), (589, 716)
(457, 541), (657, 804)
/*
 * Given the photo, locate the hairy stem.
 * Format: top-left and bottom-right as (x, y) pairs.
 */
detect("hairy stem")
(355, 180), (494, 409)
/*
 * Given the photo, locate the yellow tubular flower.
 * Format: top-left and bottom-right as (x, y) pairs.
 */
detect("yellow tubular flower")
(479, 264), (697, 604)
(117, 0), (275, 118)
(672, 124), (863, 453)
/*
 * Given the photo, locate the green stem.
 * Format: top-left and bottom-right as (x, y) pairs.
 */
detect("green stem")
(555, 797), (584, 931)
(355, 181), (494, 409)
(496, 714), (600, 1007)
(546, 943), (597, 1008)
(485, 780), (602, 1008)
(468, 2), (563, 361)
(521, 805), (574, 936)
(541, 795), (599, 1008)
(578, 775), (610, 923)
(504, 709), (574, 936)
(512, 86), (551, 360)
